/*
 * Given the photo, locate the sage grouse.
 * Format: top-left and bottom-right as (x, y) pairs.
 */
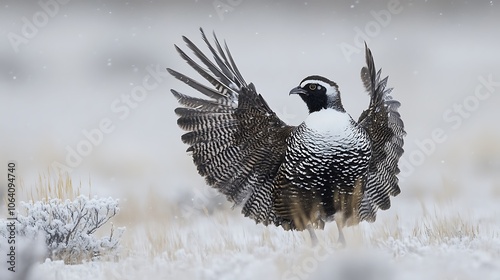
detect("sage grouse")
(168, 29), (405, 245)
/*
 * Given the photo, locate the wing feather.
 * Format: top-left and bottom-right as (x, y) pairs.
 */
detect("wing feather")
(170, 29), (294, 225)
(171, 90), (229, 113)
(173, 44), (236, 99)
(357, 44), (406, 222)
(181, 36), (238, 92)
(223, 40), (247, 88)
(168, 69), (228, 101)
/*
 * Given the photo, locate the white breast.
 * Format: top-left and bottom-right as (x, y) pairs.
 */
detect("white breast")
(304, 108), (354, 138)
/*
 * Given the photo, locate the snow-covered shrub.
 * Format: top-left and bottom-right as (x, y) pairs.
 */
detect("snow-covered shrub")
(14, 195), (124, 264)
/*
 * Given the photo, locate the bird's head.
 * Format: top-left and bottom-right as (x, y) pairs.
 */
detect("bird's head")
(289, 75), (344, 113)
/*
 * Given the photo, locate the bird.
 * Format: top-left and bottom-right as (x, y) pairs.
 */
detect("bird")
(168, 28), (405, 245)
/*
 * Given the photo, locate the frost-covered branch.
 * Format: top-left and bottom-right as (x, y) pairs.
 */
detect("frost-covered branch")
(10, 195), (125, 264)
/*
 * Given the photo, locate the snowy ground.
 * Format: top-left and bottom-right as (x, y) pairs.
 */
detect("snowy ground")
(1, 1), (500, 279)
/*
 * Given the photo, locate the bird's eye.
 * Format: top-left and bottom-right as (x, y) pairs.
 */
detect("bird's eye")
(309, 84), (317, 90)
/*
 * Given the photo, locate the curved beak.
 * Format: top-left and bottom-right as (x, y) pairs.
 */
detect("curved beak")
(289, 86), (307, 96)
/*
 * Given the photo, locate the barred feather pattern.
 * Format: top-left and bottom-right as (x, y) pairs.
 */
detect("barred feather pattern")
(170, 30), (405, 233)
(169, 28), (294, 226)
(357, 44), (406, 222)
(273, 119), (371, 230)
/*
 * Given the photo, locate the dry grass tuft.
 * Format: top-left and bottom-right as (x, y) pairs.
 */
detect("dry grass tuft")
(367, 207), (480, 254)
(17, 170), (91, 202)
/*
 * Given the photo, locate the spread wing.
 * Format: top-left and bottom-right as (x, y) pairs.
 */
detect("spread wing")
(357, 44), (406, 222)
(168, 29), (294, 225)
